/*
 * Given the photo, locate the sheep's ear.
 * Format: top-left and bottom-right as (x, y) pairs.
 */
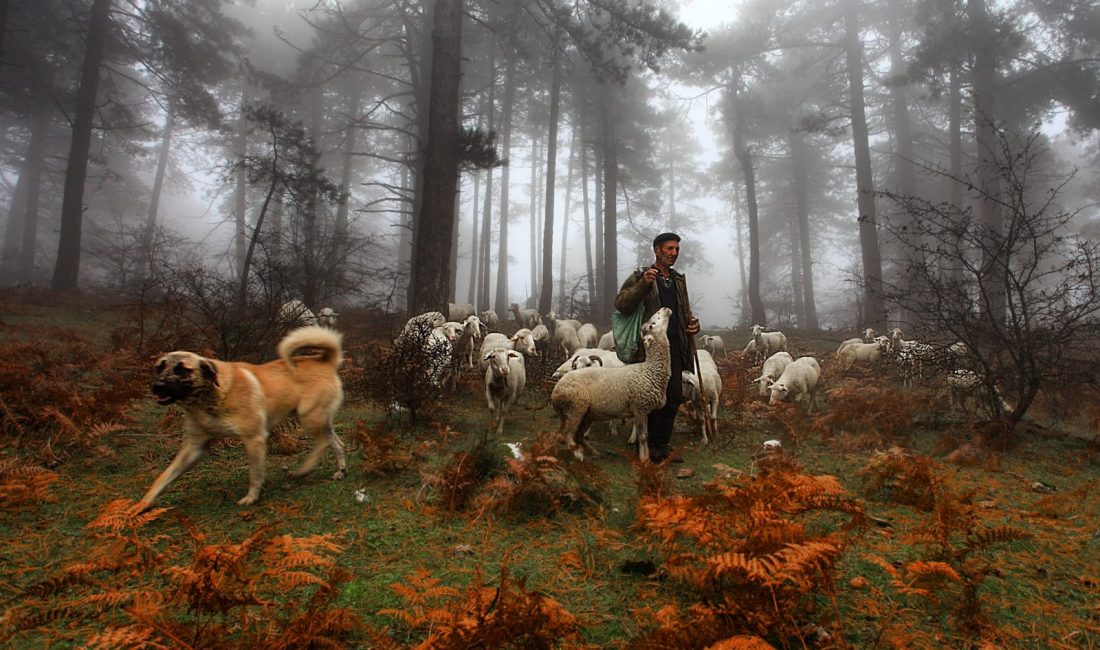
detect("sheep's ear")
(642, 334), (654, 349)
(507, 351), (522, 359)
(483, 351), (495, 361)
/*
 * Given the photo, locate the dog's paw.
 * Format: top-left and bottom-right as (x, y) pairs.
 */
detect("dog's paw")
(237, 494), (259, 506)
(332, 468), (347, 481)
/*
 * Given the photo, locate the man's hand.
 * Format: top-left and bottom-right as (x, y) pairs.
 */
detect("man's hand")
(642, 267), (658, 285)
(687, 317), (701, 336)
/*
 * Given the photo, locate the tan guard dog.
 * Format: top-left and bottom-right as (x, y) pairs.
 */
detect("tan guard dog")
(141, 326), (347, 508)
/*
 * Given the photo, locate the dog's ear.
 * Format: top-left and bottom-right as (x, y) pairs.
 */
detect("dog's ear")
(199, 359), (219, 385)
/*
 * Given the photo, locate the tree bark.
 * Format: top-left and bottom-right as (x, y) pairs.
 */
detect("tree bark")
(51, 0), (112, 291)
(732, 94), (765, 326)
(599, 86), (619, 324)
(493, 50), (516, 316)
(538, 38), (563, 316)
(790, 130), (818, 329)
(529, 134), (540, 306)
(410, 0), (462, 314)
(558, 120), (575, 315)
(581, 121), (595, 310)
(968, 0), (1005, 325)
(844, 0), (886, 330)
(1, 161), (28, 280)
(407, 0), (435, 312)
(136, 108), (174, 284)
(16, 90), (50, 284)
(477, 85), (495, 311)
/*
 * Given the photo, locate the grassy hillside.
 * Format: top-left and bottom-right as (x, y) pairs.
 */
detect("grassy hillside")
(1, 292), (1098, 648)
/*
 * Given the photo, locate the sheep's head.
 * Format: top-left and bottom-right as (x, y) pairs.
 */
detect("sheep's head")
(768, 382), (791, 405)
(643, 307), (671, 338)
(750, 324), (764, 337)
(754, 374), (774, 397)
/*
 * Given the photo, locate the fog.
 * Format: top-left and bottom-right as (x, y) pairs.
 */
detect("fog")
(1, 0), (1097, 332)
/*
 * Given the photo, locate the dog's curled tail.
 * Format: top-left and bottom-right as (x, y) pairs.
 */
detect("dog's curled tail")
(278, 325), (344, 370)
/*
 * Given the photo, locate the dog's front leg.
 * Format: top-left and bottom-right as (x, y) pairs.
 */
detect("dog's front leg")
(139, 436), (207, 509)
(238, 435), (267, 506)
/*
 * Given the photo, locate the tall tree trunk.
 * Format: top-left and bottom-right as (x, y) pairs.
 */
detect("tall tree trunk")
(1, 162), (28, 280)
(335, 91), (359, 240)
(234, 93), (248, 278)
(477, 83), (496, 311)
(538, 39), (563, 316)
(968, 0), (1005, 325)
(467, 169), (481, 305)
(790, 130), (818, 329)
(238, 131), (282, 301)
(889, 16), (919, 327)
(732, 94), (765, 326)
(493, 50), (516, 316)
(787, 208), (804, 326)
(732, 182), (748, 325)
(407, 0), (435, 312)
(410, 0), (462, 314)
(136, 108), (175, 284)
(581, 123), (595, 310)
(599, 86), (620, 324)
(667, 138), (676, 231)
(15, 92), (50, 284)
(398, 148), (411, 307)
(51, 0), (112, 291)
(594, 141), (604, 311)
(529, 134), (540, 306)
(844, 0), (886, 330)
(558, 121), (575, 315)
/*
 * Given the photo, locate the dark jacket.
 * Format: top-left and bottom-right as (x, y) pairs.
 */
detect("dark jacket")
(614, 267), (695, 371)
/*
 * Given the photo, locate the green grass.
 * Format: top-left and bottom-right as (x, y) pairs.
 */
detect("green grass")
(2, 298), (1099, 647)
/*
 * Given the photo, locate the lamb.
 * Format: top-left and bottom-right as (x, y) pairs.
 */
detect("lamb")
(739, 338), (764, 362)
(530, 323), (552, 357)
(699, 334), (726, 359)
(577, 323), (600, 349)
(836, 328), (877, 356)
(477, 329), (538, 370)
(750, 324), (789, 358)
(479, 309), (499, 331)
(597, 331), (616, 350)
(837, 338), (888, 372)
(555, 322), (583, 357)
(550, 307), (673, 463)
(683, 349), (722, 443)
(550, 348), (624, 380)
(483, 347), (526, 434)
(316, 307), (339, 328)
(399, 311), (446, 341)
(753, 351), (794, 397)
(279, 300), (317, 326)
(457, 315), (484, 368)
(768, 356), (822, 413)
(508, 302), (541, 329)
(448, 302), (475, 322)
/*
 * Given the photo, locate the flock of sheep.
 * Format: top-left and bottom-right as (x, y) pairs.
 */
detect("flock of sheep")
(291, 297), (1008, 463)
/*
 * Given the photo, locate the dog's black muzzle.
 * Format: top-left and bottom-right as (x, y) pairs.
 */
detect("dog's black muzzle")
(151, 380), (189, 405)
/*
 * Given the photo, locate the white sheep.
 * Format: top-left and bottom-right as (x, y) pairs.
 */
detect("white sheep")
(551, 307), (673, 463)
(699, 334), (726, 359)
(479, 309), (500, 331)
(836, 328), (877, 356)
(279, 300), (317, 326)
(399, 311), (446, 340)
(768, 356), (822, 413)
(895, 341), (936, 388)
(457, 315), (484, 368)
(555, 322), (582, 357)
(484, 347), (526, 434)
(838, 339), (888, 372)
(750, 324), (789, 358)
(530, 323), (552, 357)
(448, 302), (475, 322)
(550, 348), (624, 380)
(683, 349), (722, 444)
(597, 331), (616, 350)
(739, 338), (764, 362)
(508, 303), (541, 329)
(316, 307), (339, 328)
(753, 351), (794, 397)
(577, 323), (600, 349)
(478, 329), (538, 370)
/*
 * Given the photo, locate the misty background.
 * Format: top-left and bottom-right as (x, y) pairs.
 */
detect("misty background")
(1, 0), (1097, 331)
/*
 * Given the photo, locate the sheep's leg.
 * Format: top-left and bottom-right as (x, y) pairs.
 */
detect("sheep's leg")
(495, 399), (510, 435)
(634, 414), (649, 463)
(578, 415), (599, 459)
(561, 409), (588, 460)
